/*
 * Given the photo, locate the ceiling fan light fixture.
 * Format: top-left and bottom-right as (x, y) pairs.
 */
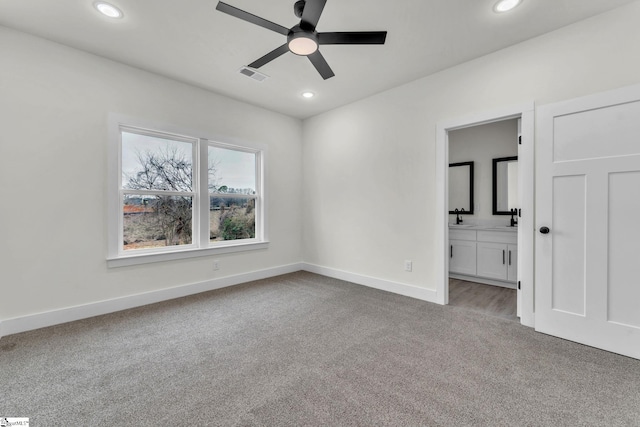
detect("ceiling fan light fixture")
(215, 0), (387, 79)
(94, 1), (123, 18)
(288, 35), (318, 56)
(493, 0), (523, 13)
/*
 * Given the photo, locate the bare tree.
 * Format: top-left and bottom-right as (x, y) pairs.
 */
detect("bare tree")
(126, 145), (193, 192)
(124, 145), (217, 247)
(123, 144), (251, 247)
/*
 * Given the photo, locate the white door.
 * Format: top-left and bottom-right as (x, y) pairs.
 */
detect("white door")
(516, 119), (522, 318)
(536, 84), (640, 360)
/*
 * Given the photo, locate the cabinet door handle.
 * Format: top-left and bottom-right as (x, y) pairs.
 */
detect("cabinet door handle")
(503, 250), (505, 265)
(450, 245), (453, 258)
(509, 250), (512, 266)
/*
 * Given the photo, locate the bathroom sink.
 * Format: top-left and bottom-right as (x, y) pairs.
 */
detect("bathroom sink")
(485, 225), (517, 230)
(449, 224), (475, 227)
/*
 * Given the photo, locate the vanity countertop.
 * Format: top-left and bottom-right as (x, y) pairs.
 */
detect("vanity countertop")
(448, 224), (517, 232)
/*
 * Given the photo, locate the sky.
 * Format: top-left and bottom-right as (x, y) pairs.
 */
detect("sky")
(121, 131), (256, 191)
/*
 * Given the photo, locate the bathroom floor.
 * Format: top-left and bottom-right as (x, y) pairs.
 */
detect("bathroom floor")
(449, 278), (517, 321)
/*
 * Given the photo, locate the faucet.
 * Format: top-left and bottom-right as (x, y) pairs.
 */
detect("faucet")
(455, 208), (465, 224)
(510, 208), (518, 227)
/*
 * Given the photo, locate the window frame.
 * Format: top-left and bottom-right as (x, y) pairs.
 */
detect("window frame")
(119, 126), (199, 255)
(205, 140), (263, 247)
(107, 114), (268, 268)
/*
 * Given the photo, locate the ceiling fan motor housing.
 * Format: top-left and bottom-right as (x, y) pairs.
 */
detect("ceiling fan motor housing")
(294, 0), (306, 18)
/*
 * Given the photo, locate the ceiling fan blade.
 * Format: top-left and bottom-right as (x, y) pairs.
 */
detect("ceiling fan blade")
(308, 50), (335, 80)
(318, 32), (387, 45)
(300, 0), (327, 30)
(216, 2), (289, 36)
(248, 44), (290, 69)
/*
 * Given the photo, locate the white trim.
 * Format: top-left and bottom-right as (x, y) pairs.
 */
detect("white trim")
(107, 114), (121, 260)
(0, 263), (302, 338)
(537, 82), (640, 118)
(109, 114), (269, 152)
(107, 241), (269, 268)
(198, 138), (210, 247)
(436, 102), (535, 327)
(122, 189), (196, 197)
(107, 113), (268, 263)
(518, 108), (535, 328)
(437, 102), (533, 133)
(257, 148), (268, 242)
(0, 263), (449, 340)
(118, 125), (199, 143)
(302, 263), (439, 303)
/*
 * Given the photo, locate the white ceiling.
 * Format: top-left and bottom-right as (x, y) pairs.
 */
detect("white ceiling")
(0, 0), (635, 119)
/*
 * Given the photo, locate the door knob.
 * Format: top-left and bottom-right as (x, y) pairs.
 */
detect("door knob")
(540, 226), (550, 234)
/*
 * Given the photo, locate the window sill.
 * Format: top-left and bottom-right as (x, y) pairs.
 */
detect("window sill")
(107, 241), (269, 268)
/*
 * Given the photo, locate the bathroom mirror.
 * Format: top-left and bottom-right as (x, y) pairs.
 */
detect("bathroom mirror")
(492, 156), (518, 215)
(449, 161), (474, 214)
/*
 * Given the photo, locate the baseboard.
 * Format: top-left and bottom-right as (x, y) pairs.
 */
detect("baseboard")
(0, 262), (441, 339)
(302, 263), (439, 304)
(0, 263), (303, 339)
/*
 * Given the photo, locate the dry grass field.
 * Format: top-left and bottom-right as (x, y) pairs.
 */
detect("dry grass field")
(123, 206), (255, 251)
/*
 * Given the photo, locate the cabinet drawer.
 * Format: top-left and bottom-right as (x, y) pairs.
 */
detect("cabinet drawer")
(449, 229), (476, 241)
(477, 230), (517, 244)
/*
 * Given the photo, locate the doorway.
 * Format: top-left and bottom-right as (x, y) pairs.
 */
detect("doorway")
(435, 103), (535, 327)
(447, 119), (519, 319)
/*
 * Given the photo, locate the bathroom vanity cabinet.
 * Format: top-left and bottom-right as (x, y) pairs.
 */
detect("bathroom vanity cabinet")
(449, 226), (517, 288)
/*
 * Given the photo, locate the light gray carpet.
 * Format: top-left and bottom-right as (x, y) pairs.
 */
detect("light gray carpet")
(1, 271), (639, 426)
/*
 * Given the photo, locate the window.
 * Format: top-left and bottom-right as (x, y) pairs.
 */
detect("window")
(108, 117), (266, 267)
(208, 145), (258, 243)
(120, 129), (197, 251)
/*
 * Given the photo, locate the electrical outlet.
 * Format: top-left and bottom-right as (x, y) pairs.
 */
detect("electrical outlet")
(213, 260), (220, 271)
(404, 260), (412, 272)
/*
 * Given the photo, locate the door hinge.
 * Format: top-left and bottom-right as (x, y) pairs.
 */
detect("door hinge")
(518, 281), (521, 290)
(518, 135), (522, 145)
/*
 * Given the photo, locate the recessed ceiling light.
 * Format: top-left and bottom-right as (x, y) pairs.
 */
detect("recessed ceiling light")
(493, 0), (523, 13)
(302, 92), (315, 99)
(94, 2), (123, 18)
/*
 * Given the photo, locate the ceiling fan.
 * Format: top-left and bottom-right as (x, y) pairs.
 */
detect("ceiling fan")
(216, 0), (387, 80)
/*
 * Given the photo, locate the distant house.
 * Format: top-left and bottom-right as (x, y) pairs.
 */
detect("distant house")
(123, 205), (155, 215)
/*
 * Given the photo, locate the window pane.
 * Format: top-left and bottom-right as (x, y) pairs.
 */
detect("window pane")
(123, 195), (193, 251)
(122, 131), (193, 192)
(208, 146), (256, 195)
(209, 197), (256, 242)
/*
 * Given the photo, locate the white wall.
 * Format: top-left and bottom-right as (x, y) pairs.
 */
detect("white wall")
(302, 2), (640, 296)
(0, 27), (303, 323)
(3, 1), (640, 332)
(449, 119), (518, 222)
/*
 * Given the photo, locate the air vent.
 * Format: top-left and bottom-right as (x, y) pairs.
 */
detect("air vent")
(238, 66), (269, 82)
